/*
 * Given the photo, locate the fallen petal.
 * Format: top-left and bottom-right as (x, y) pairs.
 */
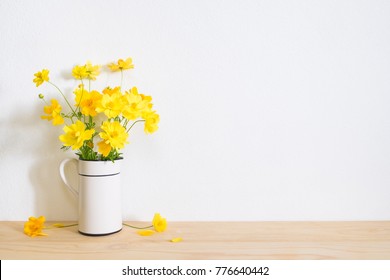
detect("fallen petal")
(137, 230), (155, 236)
(170, 237), (183, 243)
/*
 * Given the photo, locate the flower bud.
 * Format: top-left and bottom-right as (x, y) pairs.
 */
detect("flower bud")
(38, 93), (44, 99)
(87, 141), (94, 149)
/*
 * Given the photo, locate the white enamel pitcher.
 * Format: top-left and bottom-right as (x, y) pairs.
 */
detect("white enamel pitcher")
(59, 158), (123, 236)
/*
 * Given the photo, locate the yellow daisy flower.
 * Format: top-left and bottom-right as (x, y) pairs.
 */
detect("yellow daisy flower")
(152, 213), (167, 232)
(95, 92), (124, 118)
(72, 65), (87, 80)
(33, 69), (50, 87)
(108, 57), (134, 71)
(24, 216), (47, 237)
(98, 121), (128, 156)
(143, 111), (160, 134)
(41, 99), (64, 126)
(85, 61), (101, 80)
(59, 120), (95, 150)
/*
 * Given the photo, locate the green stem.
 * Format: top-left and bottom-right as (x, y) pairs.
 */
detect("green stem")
(126, 119), (145, 133)
(122, 223), (153, 230)
(123, 118), (129, 128)
(48, 81), (76, 117)
(41, 98), (49, 105)
(120, 69), (123, 90)
(45, 223), (78, 230)
(76, 80), (85, 115)
(57, 223), (78, 228)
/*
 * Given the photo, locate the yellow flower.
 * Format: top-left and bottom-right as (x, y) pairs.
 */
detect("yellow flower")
(80, 90), (101, 117)
(98, 121), (128, 156)
(74, 86), (102, 117)
(152, 213), (167, 232)
(33, 69), (49, 87)
(95, 92), (124, 118)
(72, 65), (87, 80)
(73, 62), (100, 80)
(108, 57), (134, 72)
(85, 61), (101, 80)
(140, 94), (153, 110)
(59, 120), (95, 150)
(74, 84), (87, 105)
(137, 230), (155, 236)
(24, 216), (47, 237)
(97, 140), (112, 157)
(122, 87), (151, 120)
(143, 111), (160, 134)
(41, 99), (64, 125)
(102, 86), (121, 96)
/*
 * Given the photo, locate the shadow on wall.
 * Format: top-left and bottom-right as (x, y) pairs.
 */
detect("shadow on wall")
(30, 102), (78, 220)
(29, 157), (78, 221)
(0, 102), (78, 220)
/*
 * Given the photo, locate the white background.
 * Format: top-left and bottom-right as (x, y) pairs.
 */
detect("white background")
(0, 0), (389, 221)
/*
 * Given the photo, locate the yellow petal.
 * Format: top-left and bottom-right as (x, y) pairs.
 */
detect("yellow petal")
(137, 230), (155, 236)
(170, 237), (183, 243)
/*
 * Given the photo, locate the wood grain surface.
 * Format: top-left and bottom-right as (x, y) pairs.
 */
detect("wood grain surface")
(1, 221), (390, 259)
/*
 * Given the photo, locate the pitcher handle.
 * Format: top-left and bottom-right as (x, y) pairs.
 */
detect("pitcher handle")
(59, 158), (79, 197)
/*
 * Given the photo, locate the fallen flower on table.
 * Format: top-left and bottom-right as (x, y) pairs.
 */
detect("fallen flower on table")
(23, 216), (78, 237)
(152, 213), (167, 232)
(123, 213), (168, 236)
(24, 216), (47, 237)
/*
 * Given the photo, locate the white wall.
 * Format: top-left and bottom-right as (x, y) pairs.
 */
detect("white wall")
(1, 0), (390, 221)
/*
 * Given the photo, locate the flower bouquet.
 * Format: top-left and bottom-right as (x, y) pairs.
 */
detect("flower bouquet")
(33, 58), (161, 236)
(34, 57), (159, 161)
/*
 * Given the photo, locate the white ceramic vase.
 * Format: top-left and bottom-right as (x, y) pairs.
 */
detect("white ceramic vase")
(59, 158), (123, 236)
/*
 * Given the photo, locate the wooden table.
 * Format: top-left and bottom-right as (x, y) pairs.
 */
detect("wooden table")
(1, 221), (390, 259)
